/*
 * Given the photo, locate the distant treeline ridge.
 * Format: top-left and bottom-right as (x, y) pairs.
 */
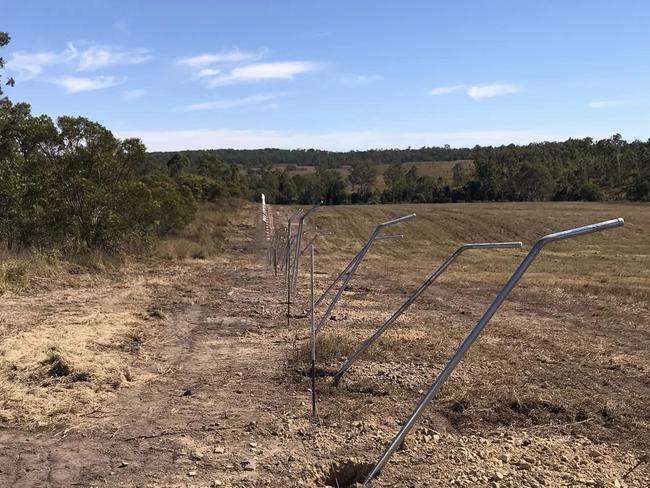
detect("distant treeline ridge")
(148, 135), (650, 205)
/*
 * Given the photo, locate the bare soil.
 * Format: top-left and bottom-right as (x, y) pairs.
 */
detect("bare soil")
(0, 202), (648, 487)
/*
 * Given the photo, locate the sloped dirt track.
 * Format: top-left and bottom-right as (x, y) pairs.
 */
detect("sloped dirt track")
(0, 203), (648, 487)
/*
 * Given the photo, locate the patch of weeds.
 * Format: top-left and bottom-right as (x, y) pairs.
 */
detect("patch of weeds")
(41, 350), (72, 378)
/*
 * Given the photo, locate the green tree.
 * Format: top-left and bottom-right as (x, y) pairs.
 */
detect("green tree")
(167, 152), (191, 177)
(316, 167), (347, 204)
(0, 32), (15, 97)
(349, 160), (377, 202)
(452, 162), (469, 187)
(383, 162), (407, 202)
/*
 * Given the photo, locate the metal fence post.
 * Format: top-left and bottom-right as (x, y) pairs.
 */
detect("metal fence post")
(333, 241), (523, 385)
(310, 244), (317, 418)
(362, 218), (625, 485)
(292, 202), (323, 294)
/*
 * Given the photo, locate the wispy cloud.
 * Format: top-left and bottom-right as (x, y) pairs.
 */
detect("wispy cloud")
(207, 61), (321, 86)
(6, 47), (75, 78)
(429, 83), (521, 100)
(52, 75), (123, 93)
(115, 128), (557, 152)
(6, 42), (151, 87)
(179, 48), (320, 86)
(176, 93), (284, 111)
(197, 68), (221, 78)
(177, 48), (266, 68)
(588, 100), (629, 109)
(429, 84), (466, 96)
(467, 84), (520, 100)
(123, 88), (147, 100)
(75, 45), (151, 71)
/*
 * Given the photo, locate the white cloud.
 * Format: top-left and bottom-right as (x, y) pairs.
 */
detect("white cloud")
(429, 84), (466, 96)
(123, 88), (147, 100)
(6, 43), (151, 79)
(467, 84), (520, 100)
(177, 48), (266, 68)
(588, 100), (628, 109)
(6, 46), (75, 78)
(197, 68), (221, 78)
(115, 128), (557, 152)
(52, 75), (123, 93)
(176, 93), (284, 111)
(207, 61), (321, 86)
(76, 45), (151, 71)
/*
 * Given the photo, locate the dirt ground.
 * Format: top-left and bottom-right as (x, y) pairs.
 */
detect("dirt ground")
(0, 202), (648, 487)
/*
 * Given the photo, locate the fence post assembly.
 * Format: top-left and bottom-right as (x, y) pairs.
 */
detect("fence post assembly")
(279, 208), (303, 273)
(332, 241), (523, 385)
(291, 201), (323, 294)
(362, 218), (625, 485)
(307, 227), (410, 317)
(316, 213), (416, 334)
(310, 244), (317, 418)
(285, 212), (298, 329)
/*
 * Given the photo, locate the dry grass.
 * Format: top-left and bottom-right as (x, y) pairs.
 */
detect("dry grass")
(0, 251), (61, 293)
(155, 202), (233, 260)
(0, 306), (161, 427)
(0, 202), (235, 428)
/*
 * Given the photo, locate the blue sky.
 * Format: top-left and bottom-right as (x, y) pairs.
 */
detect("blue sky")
(4, 0), (650, 151)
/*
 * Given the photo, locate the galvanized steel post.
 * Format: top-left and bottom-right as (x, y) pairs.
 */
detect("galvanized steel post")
(363, 218), (624, 485)
(333, 241), (523, 385)
(310, 244), (317, 418)
(292, 202), (323, 294)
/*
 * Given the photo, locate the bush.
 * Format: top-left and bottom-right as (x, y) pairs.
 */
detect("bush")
(0, 102), (199, 252)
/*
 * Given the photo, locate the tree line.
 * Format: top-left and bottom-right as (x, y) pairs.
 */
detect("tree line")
(151, 140), (650, 206)
(148, 145), (472, 169)
(241, 135), (650, 205)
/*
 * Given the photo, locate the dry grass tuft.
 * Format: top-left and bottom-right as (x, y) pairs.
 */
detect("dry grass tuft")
(0, 251), (61, 293)
(155, 202), (233, 260)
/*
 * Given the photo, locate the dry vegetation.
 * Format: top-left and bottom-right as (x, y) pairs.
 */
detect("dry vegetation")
(0, 201), (647, 487)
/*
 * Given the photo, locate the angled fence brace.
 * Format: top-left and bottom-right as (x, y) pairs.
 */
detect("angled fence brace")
(291, 202), (323, 294)
(285, 209), (306, 328)
(301, 235), (319, 255)
(307, 233), (407, 316)
(375, 233), (405, 242)
(362, 218), (625, 485)
(316, 213), (416, 334)
(332, 241), (523, 385)
(279, 208), (303, 273)
(296, 234), (404, 315)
